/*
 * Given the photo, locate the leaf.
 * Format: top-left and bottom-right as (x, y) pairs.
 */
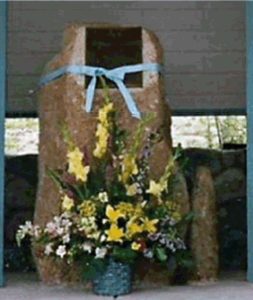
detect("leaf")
(112, 247), (138, 264)
(46, 168), (64, 190)
(81, 257), (108, 281)
(175, 250), (195, 269)
(156, 247), (168, 262)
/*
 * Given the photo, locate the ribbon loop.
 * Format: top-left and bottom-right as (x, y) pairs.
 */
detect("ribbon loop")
(39, 63), (162, 119)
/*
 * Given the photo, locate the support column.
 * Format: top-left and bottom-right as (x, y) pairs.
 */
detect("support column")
(247, 1), (253, 283)
(0, 0), (7, 287)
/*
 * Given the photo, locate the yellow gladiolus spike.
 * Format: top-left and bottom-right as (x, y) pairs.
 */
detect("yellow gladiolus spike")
(121, 154), (138, 184)
(67, 147), (90, 182)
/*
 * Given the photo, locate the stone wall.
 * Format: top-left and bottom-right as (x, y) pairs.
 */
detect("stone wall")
(182, 147), (247, 270)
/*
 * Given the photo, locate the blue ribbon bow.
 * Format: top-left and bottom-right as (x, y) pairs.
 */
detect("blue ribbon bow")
(39, 63), (162, 119)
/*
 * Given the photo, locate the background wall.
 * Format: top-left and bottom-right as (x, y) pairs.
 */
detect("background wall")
(7, 1), (246, 115)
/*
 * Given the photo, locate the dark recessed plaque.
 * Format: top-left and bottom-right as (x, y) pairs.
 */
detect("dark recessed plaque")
(86, 27), (142, 88)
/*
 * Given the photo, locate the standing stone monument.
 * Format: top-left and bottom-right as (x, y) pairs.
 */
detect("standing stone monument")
(34, 23), (217, 284)
(34, 23), (173, 284)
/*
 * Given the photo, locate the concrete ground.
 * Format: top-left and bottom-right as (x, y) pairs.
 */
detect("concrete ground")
(0, 272), (253, 300)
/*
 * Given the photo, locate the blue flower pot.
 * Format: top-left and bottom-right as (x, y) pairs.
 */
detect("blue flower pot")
(93, 259), (132, 296)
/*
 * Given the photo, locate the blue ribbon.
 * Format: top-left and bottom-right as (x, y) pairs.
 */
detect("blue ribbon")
(39, 63), (162, 119)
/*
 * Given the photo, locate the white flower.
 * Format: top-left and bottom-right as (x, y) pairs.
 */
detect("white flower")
(16, 221), (35, 246)
(61, 218), (72, 228)
(44, 243), (54, 256)
(80, 217), (97, 231)
(45, 221), (57, 234)
(95, 247), (107, 259)
(56, 227), (64, 236)
(98, 192), (108, 203)
(88, 231), (100, 240)
(62, 234), (70, 244)
(56, 245), (66, 258)
(20, 221), (33, 235)
(143, 249), (153, 259)
(33, 225), (41, 239)
(53, 216), (61, 225)
(82, 242), (93, 253)
(100, 234), (106, 242)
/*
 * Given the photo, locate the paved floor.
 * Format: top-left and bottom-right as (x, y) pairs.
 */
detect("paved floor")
(0, 272), (253, 300)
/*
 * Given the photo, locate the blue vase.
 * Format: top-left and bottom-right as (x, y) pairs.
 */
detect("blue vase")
(93, 259), (132, 296)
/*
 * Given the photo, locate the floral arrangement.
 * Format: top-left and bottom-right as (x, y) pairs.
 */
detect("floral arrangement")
(16, 83), (190, 281)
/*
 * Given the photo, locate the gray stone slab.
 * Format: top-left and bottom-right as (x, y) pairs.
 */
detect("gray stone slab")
(1, 273), (253, 300)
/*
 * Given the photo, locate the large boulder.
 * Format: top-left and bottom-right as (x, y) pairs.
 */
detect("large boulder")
(190, 166), (219, 281)
(35, 23), (174, 284)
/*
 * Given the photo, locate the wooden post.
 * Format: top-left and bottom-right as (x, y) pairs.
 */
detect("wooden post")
(247, 1), (253, 283)
(0, 0), (7, 287)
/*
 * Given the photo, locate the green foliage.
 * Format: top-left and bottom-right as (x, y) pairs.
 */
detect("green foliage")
(155, 247), (168, 262)
(81, 256), (108, 281)
(200, 116), (247, 149)
(175, 250), (195, 269)
(217, 116), (247, 145)
(112, 247), (138, 264)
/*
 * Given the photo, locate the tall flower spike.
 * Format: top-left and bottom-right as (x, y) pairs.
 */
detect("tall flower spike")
(67, 147), (90, 182)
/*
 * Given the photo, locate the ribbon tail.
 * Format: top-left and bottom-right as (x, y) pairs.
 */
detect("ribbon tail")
(85, 76), (97, 113)
(114, 79), (141, 119)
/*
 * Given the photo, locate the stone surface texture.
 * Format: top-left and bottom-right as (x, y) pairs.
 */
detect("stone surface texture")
(190, 166), (219, 282)
(34, 23), (173, 284)
(182, 147), (247, 271)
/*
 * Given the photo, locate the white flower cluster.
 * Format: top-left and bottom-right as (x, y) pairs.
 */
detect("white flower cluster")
(16, 221), (40, 246)
(81, 242), (108, 259)
(45, 213), (72, 242)
(78, 216), (100, 240)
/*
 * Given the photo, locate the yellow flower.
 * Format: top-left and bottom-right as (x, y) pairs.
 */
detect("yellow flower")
(98, 102), (114, 125)
(131, 242), (141, 251)
(146, 180), (164, 197)
(79, 200), (97, 217)
(115, 202), (134, 216)
(134, 204), (144, 217)
(106, 224), (124, 243)
(93, 144), (105, 159)
(62, 195), (74, 211)
(142, 217), (158, 234)
(103, 102), (114, 114)
(96, 124), (109, 138)
(93, 125), (109, 158)
(93, 102), (114, 159)
(127, 219), (143, 238)
(126, 183), (138, 196)
(106, 205), (124, 223)
(67, 147), (90, 182)
(120, 154), (138, 183)
(166, 202), (182, 222)
(171, 211), (182, 222)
